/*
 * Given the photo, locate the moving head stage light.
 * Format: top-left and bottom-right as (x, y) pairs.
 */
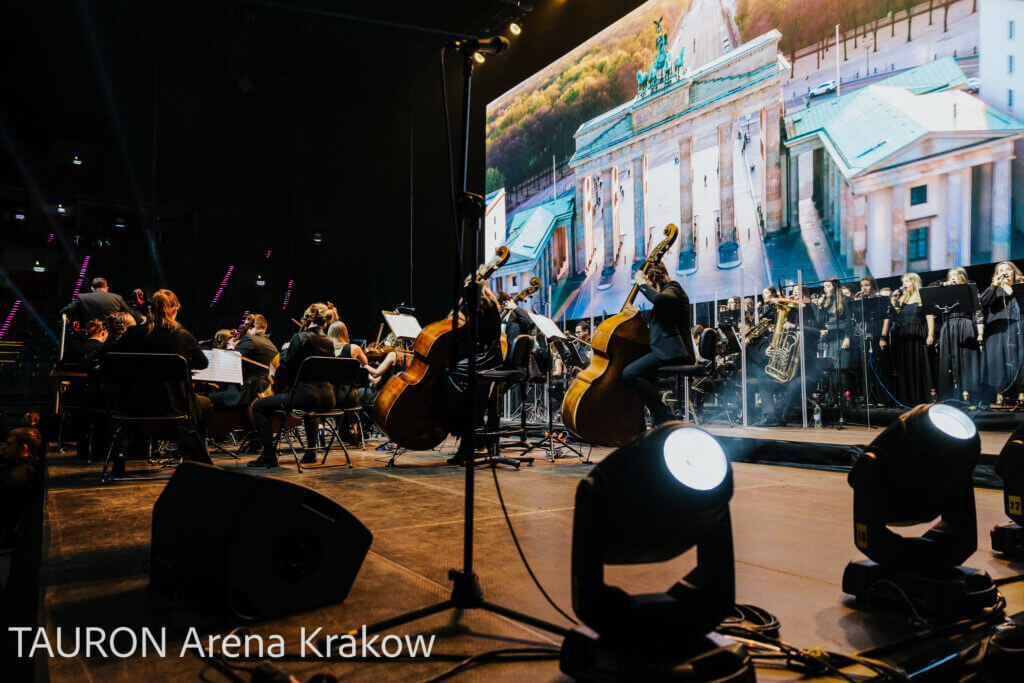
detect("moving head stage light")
(561, 425), (754, 682)
(991, 420), (1024, 556)
(843, 404), (998, 620)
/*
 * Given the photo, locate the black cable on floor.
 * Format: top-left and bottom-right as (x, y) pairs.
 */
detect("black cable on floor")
(489, 463), (578, 625)
(417, 646), (561, 683)
(993, 572), (1024, 586)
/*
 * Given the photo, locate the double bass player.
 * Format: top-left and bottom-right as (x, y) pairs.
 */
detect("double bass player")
(622, 262), (694, 425)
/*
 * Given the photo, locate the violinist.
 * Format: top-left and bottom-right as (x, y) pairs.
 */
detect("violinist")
(249, 303), (335, 468)
(107, 312), (136, 344)
(622, 263), (693, 425)
(62, 319), (107, 366)
(112, 289), (213, 466)
(209, 314), (277, 408)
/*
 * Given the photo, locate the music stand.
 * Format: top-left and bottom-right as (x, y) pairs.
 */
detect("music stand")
(520, 313), (583, 461)
(921, 284), (978, 397)
(719, 324), (742, 355)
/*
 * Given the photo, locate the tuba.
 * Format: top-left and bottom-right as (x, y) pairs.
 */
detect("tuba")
(765, 298), (801, 383)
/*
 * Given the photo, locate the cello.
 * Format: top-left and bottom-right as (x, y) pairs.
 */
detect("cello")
(373, 247), (510, 449)
(560, 223), (678, 446)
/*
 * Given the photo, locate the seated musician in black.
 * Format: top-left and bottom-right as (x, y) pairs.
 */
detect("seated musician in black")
(498, 290), (533, 356)
(111, 289), (213, 466)
(62, 319), (108, 366)
(209, 314), (278, 408)
(249, 303), (336, 468)
(623, 263), (693, 426)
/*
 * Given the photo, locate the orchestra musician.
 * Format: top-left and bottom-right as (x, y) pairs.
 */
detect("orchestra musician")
(758, 287), (778, 321)
(818, 277), (854, 399)
(880, 273), (935, 406)
(62, 319), (107, 366)
(980, 261), (1024, 403)
(112, 289), (213, 466)
(851, 275), (889, 403)
(622, 263), (693, 425)
(751, 286), (823, 427)
(59, 277), (130, 326)
(249, 302), (336, 468)
(936, 267), (982, 400)
(499, 290), (533, 352)
(208, 314), (277, 408)
(107, 311), (137, 343)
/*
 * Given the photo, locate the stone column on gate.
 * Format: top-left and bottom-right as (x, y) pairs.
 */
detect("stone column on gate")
(787, 149), (800, 230)
(890, 183), (908, 275)
(600, 166), (615, 275)
(572, 174), (586, 275)
(761, 104), (784, 232)
(718, 123), (735, 244)
(993, 158), (1012, 262)
(852, 192), (867, 276)
(633, 155), (646, 262)
(679, 137), (694, 252)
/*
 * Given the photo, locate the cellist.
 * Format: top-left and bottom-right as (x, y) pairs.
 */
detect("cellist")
(622, 262), (694, 425)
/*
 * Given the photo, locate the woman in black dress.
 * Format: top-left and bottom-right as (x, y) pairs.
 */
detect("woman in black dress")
(880, 273), (935, 406)
(980, 261), (1024, 403)
(818, 278), (854, 402)
(936, 267), (982, 400)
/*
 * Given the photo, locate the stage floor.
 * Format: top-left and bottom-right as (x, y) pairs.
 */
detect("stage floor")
(37, 432), (1024, 681)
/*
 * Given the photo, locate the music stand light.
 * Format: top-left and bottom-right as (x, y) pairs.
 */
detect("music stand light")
(842, 404), (998, 619)
(561, 425), (754, 681)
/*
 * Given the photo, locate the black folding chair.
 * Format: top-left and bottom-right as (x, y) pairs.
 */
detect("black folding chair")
(658, 329), (718, 423)
(272, 356), (360, 473)
(99, 353), (200, 483)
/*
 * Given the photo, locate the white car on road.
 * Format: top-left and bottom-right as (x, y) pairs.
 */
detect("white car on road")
(809, 80), (837, 97)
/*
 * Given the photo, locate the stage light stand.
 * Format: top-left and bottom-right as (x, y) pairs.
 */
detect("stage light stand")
(347, 38), (567, 643)
(842, 404), (998, 620)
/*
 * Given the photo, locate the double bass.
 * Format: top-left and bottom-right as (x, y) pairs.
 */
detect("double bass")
(560, 223), (678, 446)
(373, 247), (511, 449)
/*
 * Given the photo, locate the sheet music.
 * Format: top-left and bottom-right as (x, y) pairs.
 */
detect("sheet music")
(192, 349), (244, 384)
(383, 312), (422, 340)
(527, 311), (567, 340)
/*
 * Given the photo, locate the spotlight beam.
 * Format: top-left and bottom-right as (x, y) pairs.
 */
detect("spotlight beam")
(0, 266), (58, 345)
(0, 117), (79, 269)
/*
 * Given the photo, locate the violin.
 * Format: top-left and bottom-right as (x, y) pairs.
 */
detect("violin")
(561, 223), (678, 446)
(373, 246), (510, 449)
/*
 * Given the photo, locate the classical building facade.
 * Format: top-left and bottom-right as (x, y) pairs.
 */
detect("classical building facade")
(567, 27), (789, 284)
(785, 58), (1024, 278)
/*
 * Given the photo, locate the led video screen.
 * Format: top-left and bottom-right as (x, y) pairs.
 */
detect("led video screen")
(485, 0), (1024, 319)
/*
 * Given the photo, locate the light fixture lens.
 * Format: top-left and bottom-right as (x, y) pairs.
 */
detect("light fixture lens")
(928, 404), (976, 440)
(663, 427), (728, 491)
(510, 22), (522, 35)
(473, 51), (485, 64)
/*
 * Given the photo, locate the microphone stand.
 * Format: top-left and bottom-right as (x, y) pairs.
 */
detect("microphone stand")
(351, 42), (567, 642)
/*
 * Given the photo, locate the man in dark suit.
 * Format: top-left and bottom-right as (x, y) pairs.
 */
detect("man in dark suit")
(60, 277), (129, 326)
(622, 263), (694, 426)
(209, 314), (278, 408)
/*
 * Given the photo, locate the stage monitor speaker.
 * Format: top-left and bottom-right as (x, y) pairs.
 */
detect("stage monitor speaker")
(150, 462), (372, 621)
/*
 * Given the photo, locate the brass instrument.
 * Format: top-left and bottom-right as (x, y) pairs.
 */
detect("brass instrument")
(765, 298), (801, 384)
(744, 315), (774, 345)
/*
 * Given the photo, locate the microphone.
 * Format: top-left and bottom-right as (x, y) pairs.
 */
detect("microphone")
(448, 36), (509, 55)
